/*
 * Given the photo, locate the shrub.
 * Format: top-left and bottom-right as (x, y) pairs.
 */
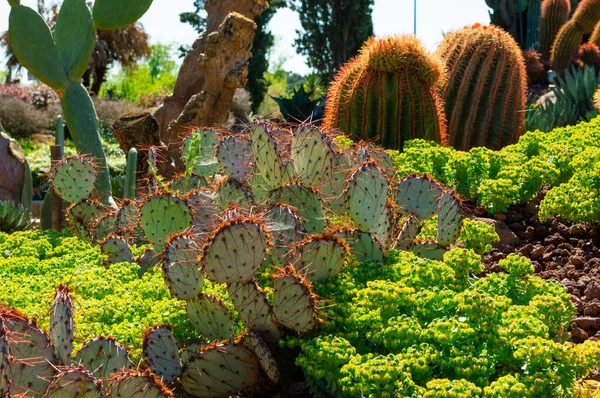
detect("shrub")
(0, 96), (58, 137)
(291, 251), (600, 397)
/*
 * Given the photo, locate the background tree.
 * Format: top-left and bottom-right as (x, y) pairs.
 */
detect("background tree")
(1, 3), (149, 93)
(291, 0), (374, 82)
(180, 0), (286, 113)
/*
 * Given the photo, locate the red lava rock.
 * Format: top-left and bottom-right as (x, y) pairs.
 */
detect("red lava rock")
(570, 256), (586, 269)
(546, 262), (560, 271)
(494, 214), (507, 221)
(517, 244), (534, 256)
(569, 224), (586, 236)
(530, 245), (544, 260)
(535, 225), (550, 240)
(532, 261), (543, 273)
(544, 233), (566, 246)
(584, 300), (600, 316)
(585, 282), (600, 300)
(525, 226), (536, 241)
(571, 323), (590, 342)
(575, 316), (600, 330)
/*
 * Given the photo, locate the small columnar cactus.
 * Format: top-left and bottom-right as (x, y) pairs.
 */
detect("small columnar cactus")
(324, 35), (448, 150)
(49, 284), (74, 366)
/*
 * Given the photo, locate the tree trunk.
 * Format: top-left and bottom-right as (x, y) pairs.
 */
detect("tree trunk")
(0, 132), (26, 206)
(115, 0), (268, 176)
(90, 65), (107, 96)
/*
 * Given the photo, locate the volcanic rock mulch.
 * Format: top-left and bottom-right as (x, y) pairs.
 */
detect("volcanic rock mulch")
(478, 195), (600, 343)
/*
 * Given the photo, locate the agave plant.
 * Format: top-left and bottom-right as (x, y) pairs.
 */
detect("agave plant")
(0, 200), (34, 233)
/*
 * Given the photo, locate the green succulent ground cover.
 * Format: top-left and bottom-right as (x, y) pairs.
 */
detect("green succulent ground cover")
(0, 230), (198, 360)
(291, 250), (600, 397)
(389, 116), (600, 223)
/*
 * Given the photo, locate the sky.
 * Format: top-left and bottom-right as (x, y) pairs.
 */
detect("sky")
(0, 0), (491, 75)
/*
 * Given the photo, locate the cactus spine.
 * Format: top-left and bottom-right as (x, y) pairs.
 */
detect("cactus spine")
(437, 24), (527, 151)
(324, 35), (448, 150)
(551, 0), (600, 69)
(540, 0), (571, 60)
(6, 0), (154, 206)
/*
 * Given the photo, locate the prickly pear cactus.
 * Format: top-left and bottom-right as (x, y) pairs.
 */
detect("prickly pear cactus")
(44, 367), (102, 398)
(264, 203), (305, 264)
(162, 233), (204, 300)
(336, 229), (384, 263)
(94, 212), (117, 243)
(0, 327), (9, 397)
(66, 200), (107, 241)
(215, 178), (254, 209)
(201, 219), (269, 283)
(179, 343), (201, 365)
(142, 326), (182, 384)
(250, 123), (289, 189)
(270, 183), (325, 233)
(101, 236), (135, 266)
(169, 174), (210, 194)
(272, 268), (318, 333)
(74, 337), (133, 386)
(1, 308), (57, 397)
(49, 284), (74, 366)
(107, 370), (172, 398)
(181, 342), (261, 398)
(410, 241), (448, 261)
(140, 194), (192, 250)
(243, 332), (280, 384)
(320, 151), (353, 214)
(217, 135), (254, 182)
(395, 174), (443, 219)
(291, 125), (334, 187)
(290, 234), (348, 282)
(50, 156), (96, 203)
(116, 199), (141, 234)
(182, 130), (220, 178)
(186, 295), (235, 341)
(347, 163), (388, 233)
(185, 190), (218, 235)
(437, 192), (463, 248)
(395, 215), (420, 250)
(356, 143), (395, 179)
(228, 281), (279, 334)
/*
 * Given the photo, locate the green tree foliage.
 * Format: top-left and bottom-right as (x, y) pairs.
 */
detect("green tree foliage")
(179, 0), (286, 113)
(291, 0), (374, 82)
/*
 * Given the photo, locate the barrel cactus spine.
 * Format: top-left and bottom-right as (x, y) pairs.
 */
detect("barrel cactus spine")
(551, 19), (586, 69)
(437, 24), (527, 151)
(540, 0), (572, 60)
(324, 35), (448, 150)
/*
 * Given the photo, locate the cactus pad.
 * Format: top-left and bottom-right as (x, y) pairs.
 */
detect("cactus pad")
(1, 309), (56, 396)
(243, 332), (280, 384)
(395, 175), (443, 219)
(169, 174), (209, 194)
(74, 337), (133, 384)
(181, 342), (260, 398)
(185, 190), (218, 235)
(291, 235), (347, 282)
(140, 194), (192, 250)
(356, 144), (395, 179)
(216, 178), (254, 209)
(228, 281), (279, 334)
(320, 152), (353, 214)
(347, 163), (388, 233)
(291, 125), (334, 187)
(94, 212), (117, 243)
(49, 284), (74, 366)
(50, 157), (97, 203)
(437, 192), (463, 248)
(101, 236), (135, 266)
(44, 368), (102, 398)
(410, 241), (447, 261)
(182, 130), (220, 178)
(179, 343), (201, 365)
(337, 230), (384, 263)
(0, 327), (10, 397)
(395, 215), (420, 250)
(264, 204), (305, 263)
(142, 326), (182, 384)
(270, 183), (325, 233)
(202, 220), (269, 283)
(186, 295), (235, 341)
(107, 370), (172, 398)
(66, 200), (106, 241)
(116, 200), (141, 233)
(272, 270), (317, 333)
(162, 234), (203, 300)
(217, 135), (254, 182)
(250, 123), (288, 189)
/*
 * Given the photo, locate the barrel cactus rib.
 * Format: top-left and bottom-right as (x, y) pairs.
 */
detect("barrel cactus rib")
(540, 0), (571, 60)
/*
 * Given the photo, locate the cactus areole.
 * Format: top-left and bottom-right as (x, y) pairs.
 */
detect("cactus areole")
(324, 35), (448, 151)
